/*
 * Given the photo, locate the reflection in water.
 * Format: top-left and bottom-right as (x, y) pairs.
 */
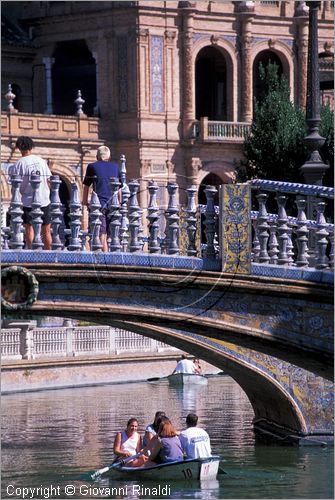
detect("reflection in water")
(1, 377), (333, 499)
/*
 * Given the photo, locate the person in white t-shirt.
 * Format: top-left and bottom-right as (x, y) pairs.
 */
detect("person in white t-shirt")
(179, 413), (212, 459)
(172, 355), (196, 374)
(13, 136), (52, 249)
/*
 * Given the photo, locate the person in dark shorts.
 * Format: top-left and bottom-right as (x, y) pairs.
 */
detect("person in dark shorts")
(82, 145), (119, 251)
(13, 136), (52, 249)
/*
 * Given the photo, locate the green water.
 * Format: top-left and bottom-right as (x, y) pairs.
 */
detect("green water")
(1, 377), (333, 499)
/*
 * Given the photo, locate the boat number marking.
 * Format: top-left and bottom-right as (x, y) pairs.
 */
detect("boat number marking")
(182, 468), (193, 479)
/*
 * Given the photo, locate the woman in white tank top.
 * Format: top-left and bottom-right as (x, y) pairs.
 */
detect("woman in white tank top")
(113, 418), (142, 460)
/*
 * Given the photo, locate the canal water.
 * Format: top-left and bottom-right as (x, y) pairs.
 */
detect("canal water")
(1, 377), (333, 499)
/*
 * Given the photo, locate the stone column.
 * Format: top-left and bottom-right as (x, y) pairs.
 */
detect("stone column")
(181, 6), (195, 139)
(92, 51), (100, 116)
(42, 57), (55, 114)
(294, 2), (309, 109)
(237, 4), (255, 123)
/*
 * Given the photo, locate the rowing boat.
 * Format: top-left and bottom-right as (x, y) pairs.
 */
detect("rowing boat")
(168, 373), (208, 386)
(108, 456), (220, 480)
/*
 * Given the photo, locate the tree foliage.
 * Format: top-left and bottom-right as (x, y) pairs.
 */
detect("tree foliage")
(237, 62), (333, 187)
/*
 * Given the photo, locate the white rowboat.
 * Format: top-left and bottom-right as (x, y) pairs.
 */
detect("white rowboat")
(168, 373), (208, 386)
(108, 456), (220, 480)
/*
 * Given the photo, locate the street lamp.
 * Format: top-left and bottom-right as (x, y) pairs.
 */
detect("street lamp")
(300, 1), (329, 186)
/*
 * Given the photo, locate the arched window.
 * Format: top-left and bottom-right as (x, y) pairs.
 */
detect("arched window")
(198, 172), (223, 205)
(195, 46), (228, 121)
(319, 51), (334, 108)
(253, 50), (283, 105)
(52, 40), (96, 115)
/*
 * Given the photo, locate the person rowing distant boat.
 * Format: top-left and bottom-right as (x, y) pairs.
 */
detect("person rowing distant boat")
(172, 355), (196, 374)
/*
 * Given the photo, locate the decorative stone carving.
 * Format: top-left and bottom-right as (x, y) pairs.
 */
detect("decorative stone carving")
(210, 34), (219, 45)
(88, 191), (102, 252)
(147, 181), (160, 254)
(74, 90), (87, 117)
(68, 182), (82, 251)
(108, 177), (122, 252)
(165, 30), (176, 44)
(50, 175), (63, 250)
(8, 175), (24, 250)
(30, 174), (44, 251)
(137, 28), (149, 42)
(5, 84), (18, 113)
(268, 38), (276, 49)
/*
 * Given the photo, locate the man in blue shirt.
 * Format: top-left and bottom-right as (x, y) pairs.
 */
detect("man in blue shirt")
(82, 145), (119, 251)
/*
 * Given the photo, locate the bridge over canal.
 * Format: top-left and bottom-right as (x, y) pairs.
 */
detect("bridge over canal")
(1, 177), (334, 443)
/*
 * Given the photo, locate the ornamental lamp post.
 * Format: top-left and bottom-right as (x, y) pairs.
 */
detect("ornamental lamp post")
(300, 1), (329, 186)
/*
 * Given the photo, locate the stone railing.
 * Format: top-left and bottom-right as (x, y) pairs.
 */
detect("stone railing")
(192, 118), (251, 141)
(1, 325), (178, 361)
(1, 165), (334, 273)
(248, 179), (334, 270)
(1, 112), (99, 141)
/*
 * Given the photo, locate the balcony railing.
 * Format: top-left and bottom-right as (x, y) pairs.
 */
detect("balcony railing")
(1, 112), (100, 141)
(1, 325), (178, 360)
(192, 118), (251, 142)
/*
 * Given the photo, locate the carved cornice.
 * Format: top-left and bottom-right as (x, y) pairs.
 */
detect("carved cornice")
(137, 28), (149, 42)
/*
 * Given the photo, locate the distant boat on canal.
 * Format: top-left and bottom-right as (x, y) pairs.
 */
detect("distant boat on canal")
(168, 373), (208, 386)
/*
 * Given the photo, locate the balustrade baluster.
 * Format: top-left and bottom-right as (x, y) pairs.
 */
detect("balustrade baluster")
(204, 185), (217, 259)
(295, 198), (309, 267)
(276, 195), (289, 265)
(186, 185), (197, 256)
(315, 201), (329, 269)
(252, 222), (260, 263)
(30, 174), (44, 250)
(68, 182), (82, 251)
(147, 181), (160, 253)
(256, 193), (270, 263)
(328, 228), (334, 270)
(128, 179), (141, 252)
(108, 177), (122, 252)
(166, 182), (179, 255)
(50, 175), (63, 250)
(119, 154), (130, 251)
(286, 224), (295, 265)
(88, 191), (102, 251)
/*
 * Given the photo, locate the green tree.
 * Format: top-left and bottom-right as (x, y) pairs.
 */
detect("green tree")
(237, 62), (333, 187)
(320, 104), (334, 187)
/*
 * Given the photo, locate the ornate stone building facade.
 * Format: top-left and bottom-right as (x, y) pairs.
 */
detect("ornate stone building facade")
(1, 1), (334, 213)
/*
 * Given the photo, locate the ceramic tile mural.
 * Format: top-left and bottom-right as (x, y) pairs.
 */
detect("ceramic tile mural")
(221, 184), (251, 274)
(150, 36), (164, 112)
(118, 36), (128, 112)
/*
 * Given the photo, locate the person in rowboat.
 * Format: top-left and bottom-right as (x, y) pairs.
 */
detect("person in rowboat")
(113, 418), (142, 460)
(179, 413), (212, 459)
(127, 415), (170, 467)
(143, 411), (166, 447)
(144, 419), (184, 465)
(193, 359), (202, 374)
(172, 355), (196, 374)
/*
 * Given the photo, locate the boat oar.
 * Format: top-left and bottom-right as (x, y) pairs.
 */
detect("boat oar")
(89, 453), (141, 481)
(147, 376), (167, 382)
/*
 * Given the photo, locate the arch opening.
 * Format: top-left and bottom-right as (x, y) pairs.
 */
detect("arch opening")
(253, 50), (284, 105)
(52, 40), (96, 115)
(195, 46), (228, 121)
